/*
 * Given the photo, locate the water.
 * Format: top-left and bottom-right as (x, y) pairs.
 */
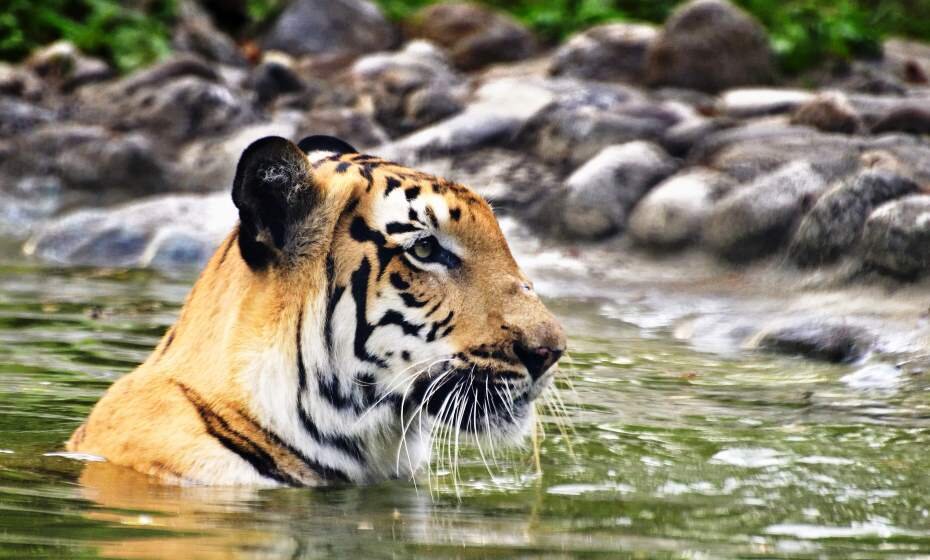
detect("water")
(2, 244), (930, 558)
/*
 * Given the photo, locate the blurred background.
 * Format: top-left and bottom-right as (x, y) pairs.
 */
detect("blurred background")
(3, 1), (930, 558)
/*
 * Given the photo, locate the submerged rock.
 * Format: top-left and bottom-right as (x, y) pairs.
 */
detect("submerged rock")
(703, 161), (827, 261)
(25, 193), (235, 269)
(549, 23), (657, 83)
(754, 320), (875, 363)
(561, 141), (678, 239)
(862, 195), (930, 278)
(788, 169), (919, 267)
(405, 2), (536, 70)
(261, 0), (395, 57)
(646, 0), (774, 92)
(628, 168), (735, 249)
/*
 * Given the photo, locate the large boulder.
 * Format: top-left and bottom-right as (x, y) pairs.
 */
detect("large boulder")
(405, 2), (536, 71)
(549, 23), (657, 83)
(24, 193), (235, 269)
(646, 0), (774, 93)
(350, 41), (464, 136)
(261, 0), (395, 57)
(628, 168), (735, 249)
(862, 195), (930, 278)
(560, 141), (678, 239)
(703, 161), (827, 262)
(788, 169), (919, 267)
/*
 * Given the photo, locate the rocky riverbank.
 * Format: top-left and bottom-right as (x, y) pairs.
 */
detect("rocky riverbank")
(3, 0), (930, 364)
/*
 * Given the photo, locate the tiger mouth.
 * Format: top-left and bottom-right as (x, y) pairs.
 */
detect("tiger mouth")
(406, 364), (550, 435)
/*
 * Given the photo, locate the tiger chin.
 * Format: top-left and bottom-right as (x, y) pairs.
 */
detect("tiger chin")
(66, 135), (566, 487)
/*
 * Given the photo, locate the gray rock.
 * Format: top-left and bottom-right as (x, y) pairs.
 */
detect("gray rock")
(250, 55), (305, 105)
(862, 195), (930, 278)
(660, 116), (736, 157)
(95, 75), (254, 144)
(0, 97), (55, 138)
(646, 0), (774, 93)
(0, 124), (174, 198)
(405, 2), (536, 71)
(790, 91), (862, 134)
(297, 108), (389, 150)
(351, 41), (464, 136)
(788, 169), (919, 267)
(561, 141), (678, 239)
(755, 320), (875, 363)
(24, 193), (236, 269)
(262, 0), (395, 57)
(628, 168), (735, 249)
(719, 88), (814, 118)
(377, 76), (561, 162)
(690, 123), (862, 183)
(414, 148), (561, 216)
(549, 23), (657, 83)
(703, 161), (827, 261)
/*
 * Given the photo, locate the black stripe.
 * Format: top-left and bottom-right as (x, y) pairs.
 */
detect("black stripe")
(449, 207), (461, 221)
(378, 310), (423, 336)
(349, 258), (388, 368)
(386, 222), (419, 235)
(295, 314), (368, 462)
(427, 311), (455, 342)
(389, 272), (410, 290)
(175, 381), (302, 485)
(425, 206), (439, 228)
(384, 176), (401, 196)
(404, 186), (421, 201)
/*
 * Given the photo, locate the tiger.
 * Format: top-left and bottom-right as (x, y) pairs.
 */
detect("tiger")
(66, 135), (566, 486)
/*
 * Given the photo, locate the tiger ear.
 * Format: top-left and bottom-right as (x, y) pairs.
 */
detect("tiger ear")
(231, 136), (320, 270)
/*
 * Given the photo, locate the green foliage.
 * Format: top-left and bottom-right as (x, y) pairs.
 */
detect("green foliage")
(0, 0), (175, 73)
(375, 0), (930, 74)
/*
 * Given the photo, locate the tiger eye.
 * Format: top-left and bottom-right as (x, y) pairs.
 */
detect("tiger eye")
(413, 238), (434, 259)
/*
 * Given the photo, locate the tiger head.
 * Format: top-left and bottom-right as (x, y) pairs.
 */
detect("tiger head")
(219, 135), (565, 482)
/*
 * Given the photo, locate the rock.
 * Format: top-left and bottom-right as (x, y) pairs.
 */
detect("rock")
(871, 105), (930, 135)
(788, 169), (919, 267)
(719, 88), (814, 118)
(790, 92), (862, 134)
(690, 123), (862, 183)
(628, 168), (735, 249)
(297, 108), (389, 150)
(661, 117), (736, 157)
(560, 141), (678, 239)
(172, 0), (247, 67)
(24, 193), (236, 269)
(518, 83), (681, 168)
(841, 364), (903, 390)
(646, 0), (774, 93)
(406, 2), (536, 71)
(703, 161), (827, 261)
(862, 195), (930, 278)
(0, 124), (175, 198)
(0, 97), (55, 138)
(414, 148), (560, 216)
(0, 176), (67, 238)
(754, 320), (875, 363)
(351, 41), (464, 136)
(377, 76), (561, 162)
(84, 75), (255, 144)
(549, 23), (657, 83)
(261, 0), (395, 57)
(25, 41), (112, 91)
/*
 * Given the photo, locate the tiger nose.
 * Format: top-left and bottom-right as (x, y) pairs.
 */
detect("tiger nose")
(514, 343), (564, 379)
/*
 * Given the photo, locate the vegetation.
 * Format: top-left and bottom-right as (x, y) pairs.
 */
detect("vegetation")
(1, 0), (930, 74)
